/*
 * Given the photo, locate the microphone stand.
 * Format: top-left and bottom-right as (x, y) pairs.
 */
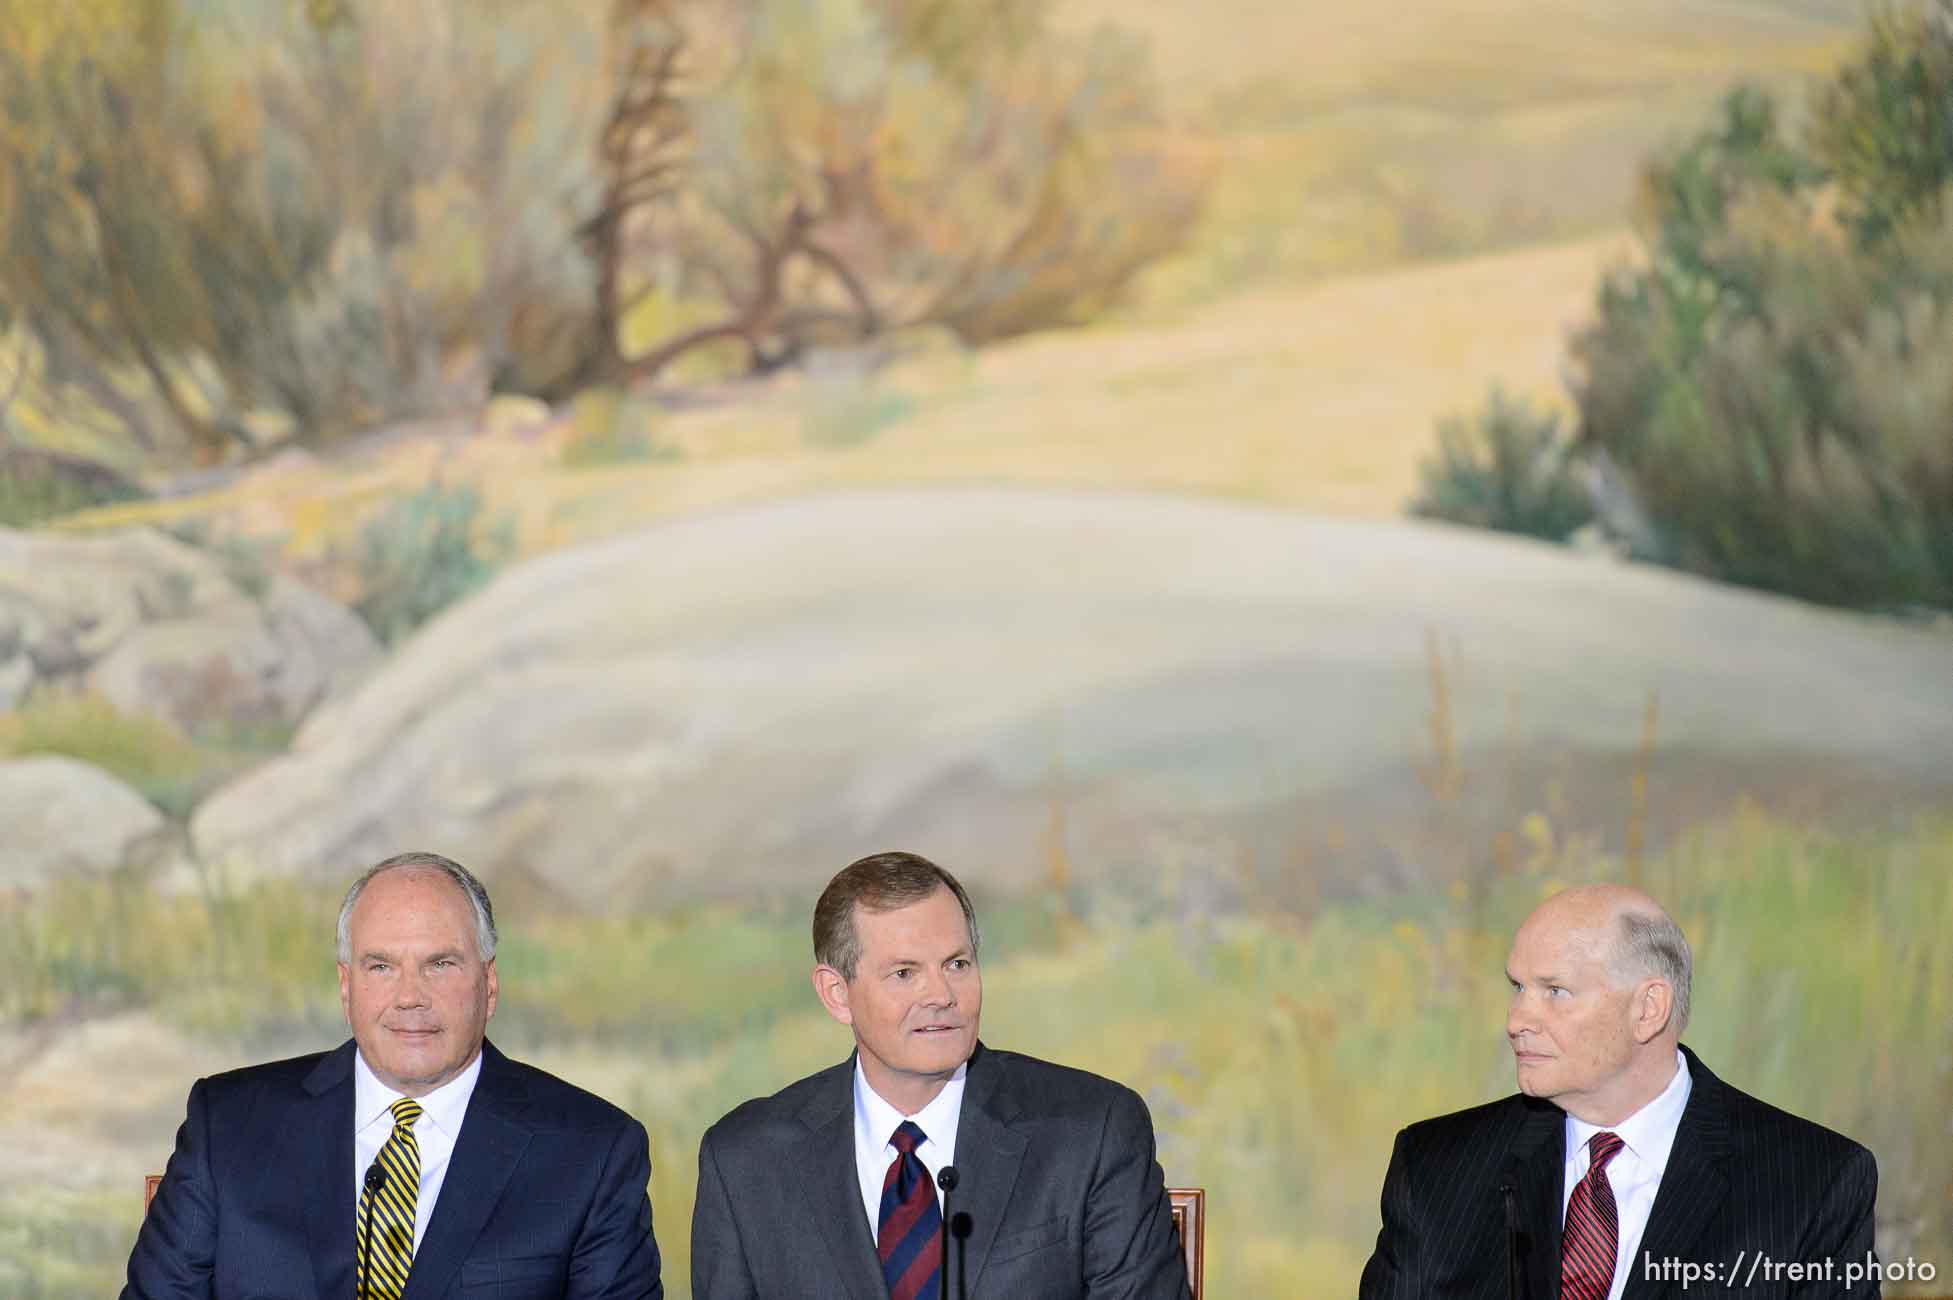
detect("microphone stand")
(936, 1166), (960, 1300)
(1499, 1180), (1519, 1300)
(359, 1162), (387, 1300)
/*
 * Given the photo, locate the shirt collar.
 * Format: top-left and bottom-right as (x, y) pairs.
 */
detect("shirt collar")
(1566, 1048), (1692, 1168)
(853, 1057), (968, 1156)
(353, 1044), (484, 1143)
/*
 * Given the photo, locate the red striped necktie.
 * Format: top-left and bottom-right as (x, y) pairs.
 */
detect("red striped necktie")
(1561, 1130), (1626, 1300)
(876, 1120), (942, 1300)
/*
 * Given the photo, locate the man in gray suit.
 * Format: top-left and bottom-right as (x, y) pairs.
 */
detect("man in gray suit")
(691, 851), (1191, 1300)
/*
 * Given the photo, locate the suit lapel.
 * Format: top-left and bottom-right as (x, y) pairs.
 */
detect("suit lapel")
(402, 1041), (535, 1300)
(300, 1043), (358, 1300)
(790, 1061), (885, 1300)
(1622, 1048), (1730, 1300)
(953, 1045), (1029, 1300)
(1504, 1097), (1566, 1300)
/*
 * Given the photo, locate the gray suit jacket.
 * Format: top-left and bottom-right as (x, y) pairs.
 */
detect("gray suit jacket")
(691, 1043), (1192, 1300)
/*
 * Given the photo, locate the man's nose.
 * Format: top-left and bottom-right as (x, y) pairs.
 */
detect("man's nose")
(1506, 993), (1534, 1040)
(394, 969), (431, 1008)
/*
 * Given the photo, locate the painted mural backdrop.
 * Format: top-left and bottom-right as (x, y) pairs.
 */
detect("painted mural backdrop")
(3, 1), (1951, 1294)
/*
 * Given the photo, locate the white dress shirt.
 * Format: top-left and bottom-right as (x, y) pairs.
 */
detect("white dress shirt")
(852, 1060), (967, 1242)
(1562, 1050), (1693, 1300)
(352, 1048), (483, 1254)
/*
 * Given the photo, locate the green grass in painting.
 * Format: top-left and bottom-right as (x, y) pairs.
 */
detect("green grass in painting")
(0, 1189), (143, 1299)
(559, 388), (681, 470)
(0, 690), (292, 819)
(0, 874), (342, 1032)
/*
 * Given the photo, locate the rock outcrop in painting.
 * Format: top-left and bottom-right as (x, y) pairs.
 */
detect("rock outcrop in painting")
(191, 488), (1953, 904)
(0, 528), (379, 733)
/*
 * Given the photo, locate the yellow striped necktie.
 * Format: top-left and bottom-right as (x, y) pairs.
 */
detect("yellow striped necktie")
(357, 1098), (423, 1300)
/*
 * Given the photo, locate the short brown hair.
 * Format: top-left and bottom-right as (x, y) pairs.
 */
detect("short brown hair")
(813, 851), (980, 981)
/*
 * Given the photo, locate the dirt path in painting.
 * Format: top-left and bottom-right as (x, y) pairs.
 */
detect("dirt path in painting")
(77, 233), (1635, 565)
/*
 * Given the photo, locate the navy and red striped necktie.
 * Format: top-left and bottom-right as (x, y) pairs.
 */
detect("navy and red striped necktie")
(876, 1120), (943, 1300)
(1561, 1130), (1626, 1300)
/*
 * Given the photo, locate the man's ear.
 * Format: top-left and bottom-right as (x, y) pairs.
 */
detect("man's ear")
(812, 964), (854, 1027)
(1632, 977), (1674, 1044)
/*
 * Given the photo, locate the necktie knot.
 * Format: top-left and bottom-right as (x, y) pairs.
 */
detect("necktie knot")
(891, 1120), (927, 1156)
(390, 1098), (423, 1131)
(1588, 1130), (1624, 1171)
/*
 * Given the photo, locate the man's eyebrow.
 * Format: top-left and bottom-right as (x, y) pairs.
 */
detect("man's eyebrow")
(875, 950), (973, 969)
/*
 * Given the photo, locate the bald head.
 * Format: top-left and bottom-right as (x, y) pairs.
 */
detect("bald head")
(1505, 884), (1691, 1125)
(1517, 885), (1692, 1032)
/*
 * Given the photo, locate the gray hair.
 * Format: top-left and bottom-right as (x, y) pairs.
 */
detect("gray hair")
(1612, 908), (1692, 1033)
(335, 851), (498, 964)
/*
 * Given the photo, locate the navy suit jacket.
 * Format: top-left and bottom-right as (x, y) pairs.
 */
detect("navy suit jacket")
(690, 1042), (1191, 1300)
(1359, 1046), (1879, 1299)
(123, 1039), (663, 1299)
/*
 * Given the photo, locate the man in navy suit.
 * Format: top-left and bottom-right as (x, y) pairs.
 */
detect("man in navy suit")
(123, 851), (663, 1299)
(1359, 884), (1878, 1299)
(691, 851), (1190, 1300)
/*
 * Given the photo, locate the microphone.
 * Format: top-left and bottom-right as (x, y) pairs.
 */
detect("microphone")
(360, 1161), (387, 1300)
(1498, 1180), (1519, 1300)
(936, 1166), (960, 1300)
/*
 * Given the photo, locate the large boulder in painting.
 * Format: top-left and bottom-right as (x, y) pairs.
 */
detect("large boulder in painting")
(0, 756), (171, 889)
(189, 488), (1953, 906)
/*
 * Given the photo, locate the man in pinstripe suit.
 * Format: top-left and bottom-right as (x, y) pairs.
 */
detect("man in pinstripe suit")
(1360, 884), (1879, 1299)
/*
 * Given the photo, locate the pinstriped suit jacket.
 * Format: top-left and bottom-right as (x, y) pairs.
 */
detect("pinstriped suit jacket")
(123, 1040), (663, 1299)
(1358, 1046), (1879, 1299)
